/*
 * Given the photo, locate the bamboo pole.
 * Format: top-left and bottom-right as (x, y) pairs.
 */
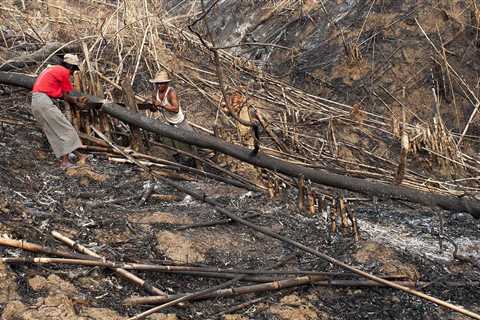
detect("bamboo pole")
(124, 278), (480, 305)
(0, 256), (405, 278)
(173, 213), (260, 231)
(51, 231), (166, 296)
(0, 258), (288, 283)
(0, 237), (97, 260)
(122, 79), (144, 151)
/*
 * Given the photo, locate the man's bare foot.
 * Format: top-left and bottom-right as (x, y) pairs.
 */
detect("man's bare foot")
(60, 160), (77, 169)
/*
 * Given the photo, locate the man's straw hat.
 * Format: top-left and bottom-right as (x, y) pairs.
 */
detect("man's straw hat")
(150, 71), (171, 83)
(63, 54), (80, 66)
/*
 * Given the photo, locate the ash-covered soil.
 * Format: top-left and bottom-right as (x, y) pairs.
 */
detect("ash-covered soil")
(0, 92), (479, 320)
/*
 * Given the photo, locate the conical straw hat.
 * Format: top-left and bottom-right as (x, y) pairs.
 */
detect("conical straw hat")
(150, 71), (171, 83)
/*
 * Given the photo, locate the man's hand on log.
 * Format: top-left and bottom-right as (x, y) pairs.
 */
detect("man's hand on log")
(145, 99), (160, 112)
(74, 96), (89, 109)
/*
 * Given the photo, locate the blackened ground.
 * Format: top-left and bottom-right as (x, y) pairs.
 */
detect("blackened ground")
(0, 91), (479, 319)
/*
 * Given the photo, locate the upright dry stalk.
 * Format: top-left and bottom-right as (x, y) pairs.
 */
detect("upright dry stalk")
(297, 174), (305, 211)
(330, 198), (337, 235)
(121, 79), (144, 151)
(338, 195), (349, 233)
(307, 190), (316, 215)
(395, 106), (409, 184)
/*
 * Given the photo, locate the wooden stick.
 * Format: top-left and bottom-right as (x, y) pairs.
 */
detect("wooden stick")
(297, 174), (305, 211)
(0, 237), (97, 260)
(51, 231), (166, 296)
(0, 257), (410, 279)
(122, 79), (144, 152)
(124, 278), (480, 305)
(150, 194), (184, 202)
(254, 110), (289, 153)
(173, 213), (260, 231)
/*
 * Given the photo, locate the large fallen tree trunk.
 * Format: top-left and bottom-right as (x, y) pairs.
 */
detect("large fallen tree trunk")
(1, 71), (479, 218)
(101, 104), (480, 218)
(0, 71), (36, 88)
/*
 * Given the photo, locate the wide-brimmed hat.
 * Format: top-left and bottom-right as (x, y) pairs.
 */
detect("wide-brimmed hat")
(150, 71), (171, 83)
(63, 54), (80, 66)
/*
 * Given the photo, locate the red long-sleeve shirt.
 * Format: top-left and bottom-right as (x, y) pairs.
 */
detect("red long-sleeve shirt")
(32, 65), (73, 98)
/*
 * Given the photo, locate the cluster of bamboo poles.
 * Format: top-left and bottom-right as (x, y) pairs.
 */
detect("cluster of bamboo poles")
(0, 234), (454, 318)
(1, 228), (479, 319)
(157, 22), (480, 195)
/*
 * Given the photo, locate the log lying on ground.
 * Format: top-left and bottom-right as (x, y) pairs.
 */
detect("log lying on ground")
(101, 104), (480, 219)
(0, 71), (36, 88)
(1, 71), (479, 218)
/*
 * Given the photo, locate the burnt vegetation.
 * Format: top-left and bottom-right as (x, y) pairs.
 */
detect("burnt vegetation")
(0, 0), (480, 319)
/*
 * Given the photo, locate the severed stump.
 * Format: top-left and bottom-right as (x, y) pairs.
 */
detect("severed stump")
(121, 80), (144, 152)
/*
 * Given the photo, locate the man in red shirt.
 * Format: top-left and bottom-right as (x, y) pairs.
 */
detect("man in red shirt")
(31, 54), (87, 169)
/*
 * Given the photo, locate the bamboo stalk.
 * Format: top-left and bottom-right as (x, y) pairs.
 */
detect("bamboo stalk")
(3, 256), (402, 277)
(151, 194), (184, 202)
(0, 237), (97, 260)
(51, 231), (166, 296)
(307, 190), (316, 216)
(173, 213), (260, 231)
(297, 174), (305, 211)
(124, 278), (480, 305)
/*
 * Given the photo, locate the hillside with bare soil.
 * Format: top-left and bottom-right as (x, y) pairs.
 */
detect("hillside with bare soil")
(0, 1), (480, 319)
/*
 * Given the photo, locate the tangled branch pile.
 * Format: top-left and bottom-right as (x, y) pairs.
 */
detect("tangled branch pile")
(2, 0), (480, 197)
